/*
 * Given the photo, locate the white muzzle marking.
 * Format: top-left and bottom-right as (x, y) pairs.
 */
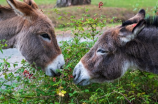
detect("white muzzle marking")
(73, 61), (91, 86)
(45, 54), (65, 77)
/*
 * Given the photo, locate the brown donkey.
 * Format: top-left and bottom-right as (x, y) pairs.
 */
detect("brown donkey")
(0, 0), (65, 77)
(73, 9), (158, 86)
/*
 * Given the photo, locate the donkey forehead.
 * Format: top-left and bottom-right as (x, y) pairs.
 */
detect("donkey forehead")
(29, 16), (55, 32)
(37, 15), (53, 27)
(96, 28), (120, 46)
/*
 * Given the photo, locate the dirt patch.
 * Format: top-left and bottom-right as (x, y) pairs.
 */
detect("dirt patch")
(55, 25), (119, 39)
(39, 4), (55, 10)
(39, 4), (136, 28)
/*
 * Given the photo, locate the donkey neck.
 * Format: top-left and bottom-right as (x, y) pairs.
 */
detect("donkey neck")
(0, 8), (25, 49)
(125, 27), (158, 74)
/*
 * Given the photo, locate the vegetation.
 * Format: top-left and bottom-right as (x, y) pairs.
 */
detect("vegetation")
(92, 0), (157, 8)
(1, 0), (158, 104)
(0, 0), (157, 8)
(1, 0), (157, 28)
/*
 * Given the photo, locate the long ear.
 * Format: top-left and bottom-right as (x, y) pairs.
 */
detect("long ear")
(119, 20), (146, 45)
(7, 0), (38, 21)
(122, 9), (145, 26)
(132, 19), (146, 35)
(23, 0), (38, 9)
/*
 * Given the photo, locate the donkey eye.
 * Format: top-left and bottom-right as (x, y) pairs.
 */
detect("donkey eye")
(41, 34), (50, 40)
(97, 49), (108, 53)
(40, 34), (51, 42)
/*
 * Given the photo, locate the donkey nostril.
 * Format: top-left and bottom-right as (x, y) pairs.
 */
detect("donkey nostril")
(60, 65), (64, 69)
(73, 74), (76, 79)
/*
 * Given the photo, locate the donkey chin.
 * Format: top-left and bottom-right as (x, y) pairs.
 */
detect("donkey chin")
(45, 54), (65, 77)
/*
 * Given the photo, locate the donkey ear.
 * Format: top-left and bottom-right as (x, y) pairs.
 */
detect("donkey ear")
(23, 0), (38, 9)
(122, 9), (145, 26)
(119, 20), (145, 45)
(132, 19), (146, 35)
(7, 0), (37, 21)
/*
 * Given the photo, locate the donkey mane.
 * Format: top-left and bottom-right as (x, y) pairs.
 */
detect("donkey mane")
(122, 15), (158, 28)
(145, 16), (158, 27)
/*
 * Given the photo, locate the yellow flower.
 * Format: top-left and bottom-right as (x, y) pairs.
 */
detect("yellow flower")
(57, 90), (66, 97)
(56, 86), (66, 97)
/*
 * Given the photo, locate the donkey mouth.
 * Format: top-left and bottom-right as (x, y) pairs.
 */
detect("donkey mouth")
(74, 78), (90, 86)
(45, 54), (65, 77)
(50, 69), (61, 76)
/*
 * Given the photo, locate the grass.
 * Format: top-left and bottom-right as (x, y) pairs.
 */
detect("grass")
(92, 0), (158, 8)
(0, 0), (157, 8)
(0, 0), (56, 5)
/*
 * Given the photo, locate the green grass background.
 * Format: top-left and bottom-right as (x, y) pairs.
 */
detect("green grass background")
(0, 0), (157, 8)
(0, 0), (56, 5)
(92, 0), (158, 8)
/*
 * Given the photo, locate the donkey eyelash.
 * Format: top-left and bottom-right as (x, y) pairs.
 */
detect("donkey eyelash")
(97, 49), (108, 53)
(40, 34), (51, 40)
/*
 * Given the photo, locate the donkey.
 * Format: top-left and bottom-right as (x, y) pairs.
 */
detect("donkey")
(73, 9), (158, 86)
(0, 0), (65, 77)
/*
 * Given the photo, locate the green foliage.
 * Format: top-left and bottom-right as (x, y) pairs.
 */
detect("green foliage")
(0, 40), (7, 53)
(0, 5), (158, 104)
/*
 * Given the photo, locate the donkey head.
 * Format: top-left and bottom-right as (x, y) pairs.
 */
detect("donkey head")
(73, 9), (146, 86)
(6, 0), (65, 76)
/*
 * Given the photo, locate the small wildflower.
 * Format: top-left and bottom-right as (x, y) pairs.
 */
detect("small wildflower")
(29, 73), (33, 76)
(68, 75), (73, 80)
(57, 90), (66, 97)
(28, 74), (33, 79)
(70, 75), (73, 78)
(53, 77), (56, 82)
(23, 70), (29, 75)
(98, 2), (103, 9)
(56, 86), (66, 97)
(23, 70), (35, 79)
